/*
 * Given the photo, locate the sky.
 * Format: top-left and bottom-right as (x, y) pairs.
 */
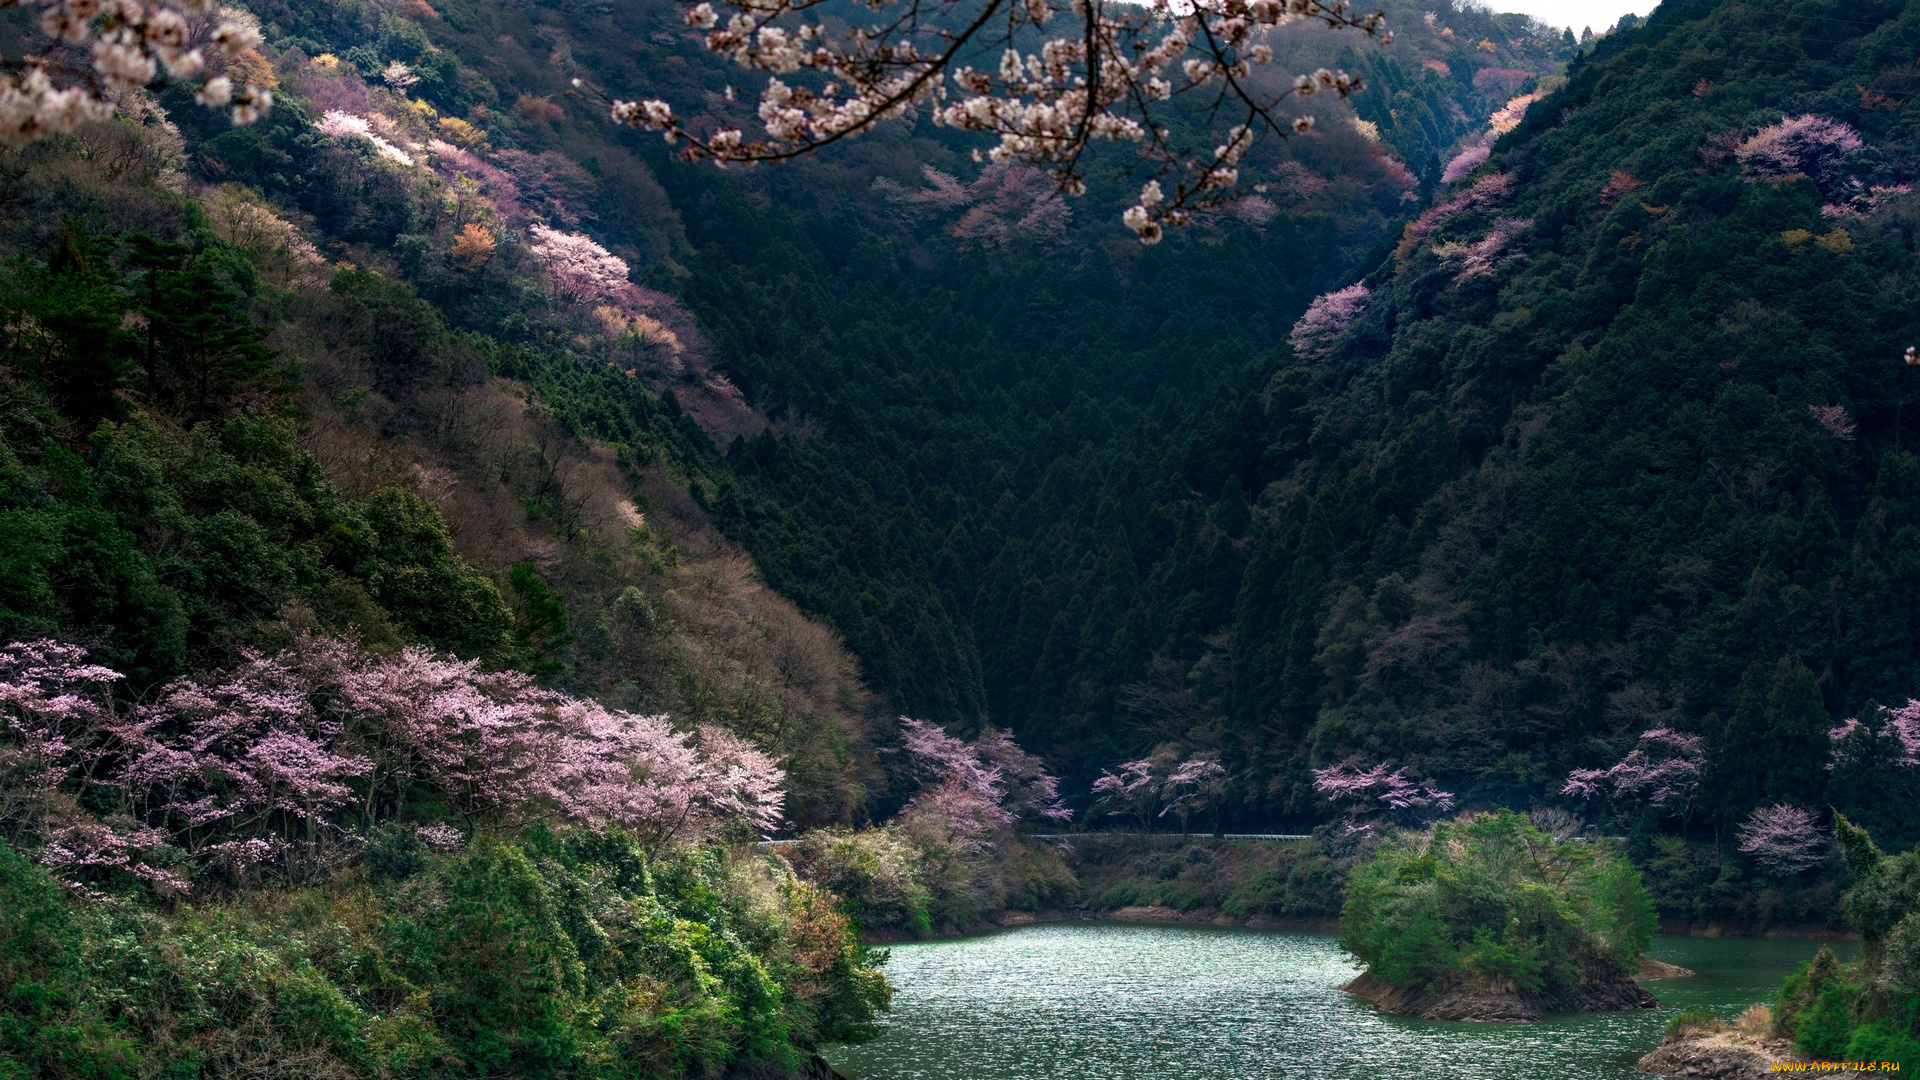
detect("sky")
(1484, 0), (1656, 34)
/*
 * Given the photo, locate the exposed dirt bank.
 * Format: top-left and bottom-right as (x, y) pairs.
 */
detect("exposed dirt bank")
(1342, 970), (1659, 1022)
(1636, 1030), (1865, 1078)
(1636, 957), (1696, 980)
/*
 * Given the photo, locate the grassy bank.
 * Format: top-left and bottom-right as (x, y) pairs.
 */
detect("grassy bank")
(1064, 835), (1346, 924)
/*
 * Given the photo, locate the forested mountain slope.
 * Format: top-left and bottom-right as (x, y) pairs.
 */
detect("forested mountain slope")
(203, 0), (1561, 790)
(590, 0), (1563, 744)
(1224, 0), (1920, 838)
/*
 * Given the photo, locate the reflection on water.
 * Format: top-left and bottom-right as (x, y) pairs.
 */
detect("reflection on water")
(824, 922), (1853, 1080)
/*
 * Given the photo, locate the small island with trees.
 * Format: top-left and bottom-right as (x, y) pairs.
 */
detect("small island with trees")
(1338, 810), (1661, 1022)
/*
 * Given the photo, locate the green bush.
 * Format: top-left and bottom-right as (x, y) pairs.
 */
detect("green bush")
(0, 847), (142, 1080)
(788, 827), (932, 936)
(0, 832), (889, 1080)
(1665, 1007), (1726, 1039)
(1340, 810), (1655, 993)
(1763, 824), (1920, 1067)
(1845, 1019), (1920, 1070)
(426, 841), (586, 1076)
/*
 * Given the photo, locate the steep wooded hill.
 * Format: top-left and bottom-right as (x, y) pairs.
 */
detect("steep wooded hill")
(202, 0), (1557, 799)
(1219, 0), (1920, 839)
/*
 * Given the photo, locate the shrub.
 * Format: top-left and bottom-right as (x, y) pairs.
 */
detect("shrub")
(1339, 810), (1655, 992)
(0, 846), (142, 1080)
(1665, 1007), (1726, 1040)
(788, 827), (932, 935)
(1845, 1019), (1920, 1070)
(0, 829), (890, 1080)
(426, 840), (586, 1076)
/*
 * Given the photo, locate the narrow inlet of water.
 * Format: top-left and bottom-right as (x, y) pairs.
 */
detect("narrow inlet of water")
(823, 922), (1849, 1080)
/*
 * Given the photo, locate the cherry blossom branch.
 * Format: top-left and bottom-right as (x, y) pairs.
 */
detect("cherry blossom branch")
(580, 0), (1387, 239)
(0, 0), (274, 145)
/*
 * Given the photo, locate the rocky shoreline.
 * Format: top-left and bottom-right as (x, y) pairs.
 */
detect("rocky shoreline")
(862, 903), (1861, 946)
(858, 905), (1338, 943)
(1637, 957), (1697, 980)
(1636, 1030), (1866, 1078)
(1341, 970), (1660, 1022)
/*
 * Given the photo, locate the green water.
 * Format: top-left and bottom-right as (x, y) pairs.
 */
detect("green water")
(823, 922), (1854, 1080)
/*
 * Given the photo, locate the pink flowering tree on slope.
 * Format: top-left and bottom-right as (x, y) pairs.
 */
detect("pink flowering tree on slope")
(1311, 760), (1453, 831)
(1288, 282), (1368, 362)
(1090, 750), (1228, 833)
(1395, 170), (1512, 259)
(896, 718), (1069, 851)
(0, 0), (272, 144)
(1562, 727), (1705, 831)
(0, 641), (185, 893)
(1737, 804), (1829, 876)
(1439, 142), (1491, 185)
(1830, 699), (1920, 771)
(1826, 701), (1920, 827)
(1736, 115), (1862, 194)
(0, 636), (786, 892)
(590, 0), (1391, 240)
(875, 163), (1074, 249)
(528, 224), (639, 307)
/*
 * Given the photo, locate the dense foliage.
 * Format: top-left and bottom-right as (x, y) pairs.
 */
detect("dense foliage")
(1761, 816), (1920, 1068)
(787, 717), (1078, 936)
(0, 831), (888, 1080)
(1221, 0), (1920, 842)
(304, 0), (1920, 903)
(1340, 810), (1654, 993)
(0, 229), (513, 684)
(0, 44), (903, 1077)
(244, 0), (1562, 752)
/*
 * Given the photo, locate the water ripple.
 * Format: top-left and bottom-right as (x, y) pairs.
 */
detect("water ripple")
(824, 922), (1847, 1080)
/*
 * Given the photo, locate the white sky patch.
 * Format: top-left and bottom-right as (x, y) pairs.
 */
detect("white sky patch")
(1483, 0), (1656, 34)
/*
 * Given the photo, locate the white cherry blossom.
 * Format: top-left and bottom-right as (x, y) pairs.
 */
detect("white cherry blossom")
(585, 0), (1388, 239)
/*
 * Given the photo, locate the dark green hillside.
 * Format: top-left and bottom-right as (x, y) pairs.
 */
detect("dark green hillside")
(622, 2), (1565, 740)
(205, 0), (1920, 865)
(1220, 0), (1920, 833)
(223, 0), (1563, 753)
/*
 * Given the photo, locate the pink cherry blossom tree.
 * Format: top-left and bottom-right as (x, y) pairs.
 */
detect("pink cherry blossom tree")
(1440, 142), (1491, 184)
(334, 645), (786, 844)
(105, 648), (374, 880)
(1160, 757), (1228, 833)
(1288, 282), (1369, 362)
(1090, 751), (1232, 832)
(527, 224), (636, 307)
(895, 718), (1068, 850)
(1736, 804), (1829, 875)
(1736, 115), (1862, 194)
(0, 641), (194, 893)
(587, 0), (1391, 240)
(1562, 727), (1705, 830)
(1312, 760), (1453, 828)
(1396, 170), (1512, 258)
(1437, 215), (1531, 281)
(1, 636), (793, 892)
(1089, 758), (1158, 830)
(973, 726), (1074, 824)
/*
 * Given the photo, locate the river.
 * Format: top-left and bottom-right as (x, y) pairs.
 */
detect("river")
(822, 921), (1851, 1080)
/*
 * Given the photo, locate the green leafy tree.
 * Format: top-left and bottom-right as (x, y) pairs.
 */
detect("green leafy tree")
(1340, 810), (1654, 993)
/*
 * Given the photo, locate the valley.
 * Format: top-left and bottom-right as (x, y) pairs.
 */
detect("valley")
(3, 0), (1920, 1076)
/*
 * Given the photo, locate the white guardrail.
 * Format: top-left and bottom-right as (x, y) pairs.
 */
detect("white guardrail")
(1026, 832), (1313, 840)
(760, 832), (1584, 845)
(756, 832), (1312, 846)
